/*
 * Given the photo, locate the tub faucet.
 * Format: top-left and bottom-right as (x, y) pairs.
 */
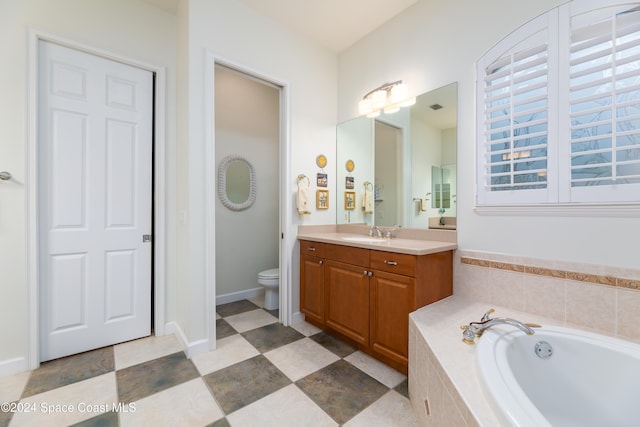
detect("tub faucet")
(461, 308), (538, 344)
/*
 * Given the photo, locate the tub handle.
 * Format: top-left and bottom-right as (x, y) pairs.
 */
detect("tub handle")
(481, 308), (495, 322)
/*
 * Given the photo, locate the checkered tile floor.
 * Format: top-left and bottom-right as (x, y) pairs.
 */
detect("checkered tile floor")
(0, 298), (418, 426)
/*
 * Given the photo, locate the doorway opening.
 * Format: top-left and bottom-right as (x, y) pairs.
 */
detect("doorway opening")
(213, 64), (281, 326)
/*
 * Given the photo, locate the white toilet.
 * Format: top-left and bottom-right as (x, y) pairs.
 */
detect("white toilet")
(258, 268), (279, 310)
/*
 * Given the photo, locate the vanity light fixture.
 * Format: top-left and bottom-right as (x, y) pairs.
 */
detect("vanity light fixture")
(358, 80), (416, 118)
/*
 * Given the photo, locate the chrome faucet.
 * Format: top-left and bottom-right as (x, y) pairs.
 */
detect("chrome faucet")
(368, 225), (384, 238)
(461, 308), (539, 344)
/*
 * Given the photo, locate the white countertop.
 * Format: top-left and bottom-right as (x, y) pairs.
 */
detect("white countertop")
(296, 231), (457, 255)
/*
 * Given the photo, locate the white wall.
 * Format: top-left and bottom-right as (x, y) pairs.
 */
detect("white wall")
(0, 0), (336, 371)
(184, 0), (337, 331)
(0, 0), (177, 369)
(215, 67), (279, 297)
(339, 0), (640, 270)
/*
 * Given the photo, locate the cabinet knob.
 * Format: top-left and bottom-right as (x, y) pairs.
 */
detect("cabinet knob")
(384, 260), (398, 266)
(363, 270), (368, 276)
(308, 247), (316, 251)
(368, 271), (373, 277)
(319, 260), (323, 265)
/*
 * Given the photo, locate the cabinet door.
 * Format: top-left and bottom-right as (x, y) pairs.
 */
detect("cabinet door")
(300, 254), (325, 325)
(325, 260), (370, 347)
(370, 270), (414, 366)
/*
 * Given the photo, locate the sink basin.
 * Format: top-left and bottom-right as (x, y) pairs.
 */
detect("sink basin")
(341, 236), (387, 243)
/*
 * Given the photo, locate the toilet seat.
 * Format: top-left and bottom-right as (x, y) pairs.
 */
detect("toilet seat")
(258, 268), (279, 280)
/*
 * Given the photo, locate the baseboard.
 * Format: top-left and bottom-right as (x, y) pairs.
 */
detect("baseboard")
(164, 321), (210, 359)
(216, 287), (264, 305)
(291, 311), (304, 324)
(0, 356), (28, 378)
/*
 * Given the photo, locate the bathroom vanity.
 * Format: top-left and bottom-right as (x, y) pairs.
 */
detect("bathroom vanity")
(298, 229), (455, 374)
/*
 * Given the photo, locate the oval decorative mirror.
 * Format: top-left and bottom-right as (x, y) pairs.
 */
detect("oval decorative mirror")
(217, 155), (257, 211)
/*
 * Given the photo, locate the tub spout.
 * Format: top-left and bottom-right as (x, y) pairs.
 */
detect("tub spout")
(461, 309), (538, 344)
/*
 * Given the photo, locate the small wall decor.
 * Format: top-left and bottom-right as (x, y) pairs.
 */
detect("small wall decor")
(317, 173), (328, 187)
(345, 159), (355, 173)
(316, 189), (329, 209)
(344, 191), (356, 210)
(316, 154), (327, 168)
(217, 155), (257, 211)
(345, 176), (354, 189)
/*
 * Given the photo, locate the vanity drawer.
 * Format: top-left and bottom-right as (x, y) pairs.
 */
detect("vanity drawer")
(324, 243), (369, 266)
(370, 250), (416, 276)
(300, 240), (325, 257)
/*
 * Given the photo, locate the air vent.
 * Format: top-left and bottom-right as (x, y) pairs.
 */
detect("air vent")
(429, 103), (443, 110)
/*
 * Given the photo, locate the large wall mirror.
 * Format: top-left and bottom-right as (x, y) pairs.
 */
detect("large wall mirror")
(336, 82), (457, 229)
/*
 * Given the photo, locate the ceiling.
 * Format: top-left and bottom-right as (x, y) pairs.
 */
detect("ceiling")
(236, 0), (418, 53)
(143, 0), (418, 53)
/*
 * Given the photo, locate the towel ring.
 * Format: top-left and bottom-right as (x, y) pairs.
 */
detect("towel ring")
(363, 181), (373, 191)
(297, 174), (310, 187)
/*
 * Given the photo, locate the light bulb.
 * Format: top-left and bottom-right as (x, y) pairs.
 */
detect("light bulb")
(358, 98), (372, 115)
(399, 96), (416, 107)
(390, 83), (408, 103)
(371, 89), (387, 109)
(384, 104), (400, 114)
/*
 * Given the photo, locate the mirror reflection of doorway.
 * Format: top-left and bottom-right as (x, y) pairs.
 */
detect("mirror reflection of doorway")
(374, 121), (402, 227)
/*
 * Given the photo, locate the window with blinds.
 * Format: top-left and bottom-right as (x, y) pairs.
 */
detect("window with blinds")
(484, 44), (549, 192)
(569, 6), (640, 189)
(477, 1), (640, 208)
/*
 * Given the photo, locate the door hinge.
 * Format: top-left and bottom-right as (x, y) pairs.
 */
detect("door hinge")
(143, 234), (152, 243)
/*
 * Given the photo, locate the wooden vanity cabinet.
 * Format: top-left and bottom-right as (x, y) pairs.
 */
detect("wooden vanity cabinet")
(368, 249), (453, 371)
(324, 245), (370, 347)
(300, 240), (325, 326)
(299, 239), (453, 374)
(369, 269), (414, 370)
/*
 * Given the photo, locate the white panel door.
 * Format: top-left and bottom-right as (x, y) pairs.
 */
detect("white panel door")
(38, 41), (153, 361)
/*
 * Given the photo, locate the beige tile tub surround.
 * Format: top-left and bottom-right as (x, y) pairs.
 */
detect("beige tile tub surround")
(454, 250), (640, 342)
(408, 296), (597, 426)
(408, 254), (640, 425)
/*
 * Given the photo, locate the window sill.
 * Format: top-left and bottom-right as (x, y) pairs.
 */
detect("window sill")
(474, 203), (640, 217)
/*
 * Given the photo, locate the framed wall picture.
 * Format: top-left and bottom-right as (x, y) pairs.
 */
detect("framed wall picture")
(344, 191), (356, 210)
(317, 173), (328, 187)
(345, 176), (354, 189)
(316, 189), (329, 209)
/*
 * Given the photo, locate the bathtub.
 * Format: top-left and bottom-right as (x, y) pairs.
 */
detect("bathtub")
(476, 325), (640, 427)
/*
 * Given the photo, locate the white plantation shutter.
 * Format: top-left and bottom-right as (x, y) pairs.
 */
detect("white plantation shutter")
(477, 1), (640, 208)
(567, 4), (640, 202)
(477, 12), (557, 205)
